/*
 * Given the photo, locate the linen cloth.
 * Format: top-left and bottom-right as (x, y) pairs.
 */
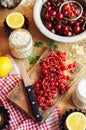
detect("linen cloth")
(0, 56), (60, 130)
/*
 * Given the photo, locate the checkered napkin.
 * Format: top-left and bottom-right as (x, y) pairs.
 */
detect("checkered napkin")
(0, 56), (60, 130)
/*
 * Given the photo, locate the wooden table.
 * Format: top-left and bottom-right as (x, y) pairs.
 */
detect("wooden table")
(0, 0), (86, 116)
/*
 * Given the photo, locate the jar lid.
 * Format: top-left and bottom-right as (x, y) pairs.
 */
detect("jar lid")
(77, 79), (86, 102)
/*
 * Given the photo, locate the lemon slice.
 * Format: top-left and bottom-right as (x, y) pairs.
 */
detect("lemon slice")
(0, 56), (12, 77)
(66, 112), (86, 130)
(6, 12), (25, 29)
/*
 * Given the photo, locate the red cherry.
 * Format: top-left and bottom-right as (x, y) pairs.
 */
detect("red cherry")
(68, 63), (73, 69)
(42, 62), (48, 69)
(70, 5), (76, 12)
(46, 6), (52, 11)
(83, 11), (86, 17)
(66, 31), (73, 36)
(64, 84), (70, 91)
(63, 4), (69, 11)
(45, 22), (52, 30)
(74, 22), (79, 26)
(42, 13), (49, 20)
(73, 62), (77, 67)
(43, 106), (48, 110)
(50, 10), (56, 16)
(66, 75), (70, 80)
(48, 102), (53, 106)
(59, 89), (65, 95)
(45, 1), (51, 7)
(63, 10), (68, 17)
(63, 25), (69, 33)
(70, 69), (74, 73)
(48, 16), (54, 22)
(81, 26), (85, 32)
(55, 23), (62, 31)
(61, 65), (67, 71)
(55, 82), (58, 87)
(74, 10), (79, 16)
(52, 95), (56, 99)
(69, 11), (75, 18)
(39, 90), (44, 95)
(78, 17), (84, 24)
(56, 12), (64, 21)
(50, 73), (54, 77)
(73, 25), (81, 34)
(45, 99), (49, 104)
(34, 82), (40, 89)
(68, 21), (75, 26)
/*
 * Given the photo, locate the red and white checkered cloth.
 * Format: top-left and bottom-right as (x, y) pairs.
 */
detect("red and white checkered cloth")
(0, 56), (61, 130)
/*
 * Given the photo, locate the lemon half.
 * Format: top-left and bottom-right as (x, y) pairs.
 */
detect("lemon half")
(66, 112), (86, 130)
(6, 12), (25, 29)
(0, 56), (12, 78)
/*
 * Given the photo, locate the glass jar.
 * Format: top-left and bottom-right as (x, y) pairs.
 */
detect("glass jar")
(72, 79), (86, 109)
(9, 29), (33, 59)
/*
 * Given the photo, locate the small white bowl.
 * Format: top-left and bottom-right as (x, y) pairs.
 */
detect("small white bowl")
(33, 0), (86, 43)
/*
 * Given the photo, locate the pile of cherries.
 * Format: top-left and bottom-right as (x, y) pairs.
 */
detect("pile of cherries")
(33, 51), (77, 110)
(41, 0), (86, 36)
(60, 1), (81, 20)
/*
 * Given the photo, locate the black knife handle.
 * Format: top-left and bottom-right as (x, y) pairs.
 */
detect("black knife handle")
(26, 86), (43, 122)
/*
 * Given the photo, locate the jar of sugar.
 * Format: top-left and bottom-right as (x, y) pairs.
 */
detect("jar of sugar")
(9, 29), (33, 59)
(72, 79), (86, 109)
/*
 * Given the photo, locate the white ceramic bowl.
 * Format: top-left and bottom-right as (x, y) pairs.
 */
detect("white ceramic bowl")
(33, 0), (86, 43)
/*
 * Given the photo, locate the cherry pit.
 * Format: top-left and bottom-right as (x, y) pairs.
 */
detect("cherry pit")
(41, 0), (86, 36)
(33, 50), (78, 111)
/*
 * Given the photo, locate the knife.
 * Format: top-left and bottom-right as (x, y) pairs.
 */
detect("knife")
(19, 61), (43, 122)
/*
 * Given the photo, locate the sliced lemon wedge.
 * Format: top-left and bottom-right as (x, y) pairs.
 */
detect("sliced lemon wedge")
(6, 12), (25, 29)
(66, 112), (86, 130)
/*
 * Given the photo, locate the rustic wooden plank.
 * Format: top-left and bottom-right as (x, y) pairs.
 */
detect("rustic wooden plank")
(7, 48), (82, 122)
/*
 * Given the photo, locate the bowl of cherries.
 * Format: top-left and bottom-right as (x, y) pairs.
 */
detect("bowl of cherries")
(33, 0), (86, 43)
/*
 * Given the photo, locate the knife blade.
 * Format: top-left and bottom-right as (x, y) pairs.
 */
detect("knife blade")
(19, 61), (43, 122)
